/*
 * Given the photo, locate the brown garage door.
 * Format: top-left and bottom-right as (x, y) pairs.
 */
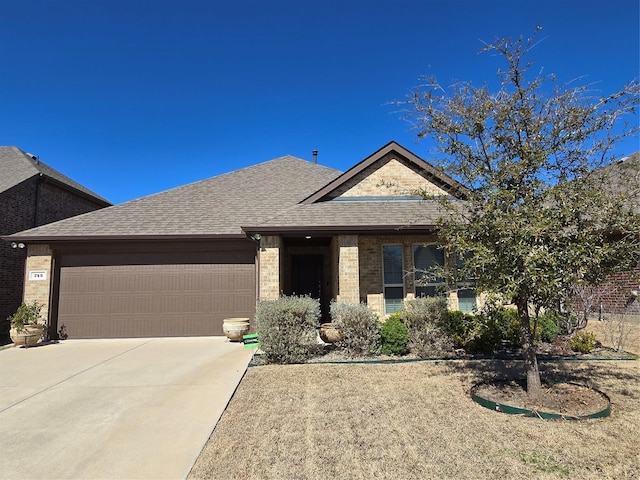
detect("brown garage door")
(57, 246), (256, 339)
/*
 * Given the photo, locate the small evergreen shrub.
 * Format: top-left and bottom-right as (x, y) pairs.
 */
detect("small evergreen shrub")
(331, 302), (380, 356)
(569, 330), (597, 353)
(380, 315), (409, 355)
(255, 295), (320, 364)
(444, 307), (563, 354)
(403, 297), (453, 356)
(464, 307), (519, 353)
(535, 311), (562, 343)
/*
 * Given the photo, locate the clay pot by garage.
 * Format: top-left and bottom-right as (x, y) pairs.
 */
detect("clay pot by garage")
(319, 323), (343, 343)
(223, 318), (250, 342)
(10, 324), (46, 348)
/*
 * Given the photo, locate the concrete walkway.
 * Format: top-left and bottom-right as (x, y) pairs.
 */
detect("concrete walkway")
(0, 337), (253, 479)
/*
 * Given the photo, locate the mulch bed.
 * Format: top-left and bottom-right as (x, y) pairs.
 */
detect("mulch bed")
(473, 380), (610, 417)
(250, 344), (636, 367)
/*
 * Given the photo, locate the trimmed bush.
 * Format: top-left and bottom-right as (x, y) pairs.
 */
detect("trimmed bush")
(569, 330), (597, 353)
(331, 302), (380, 356)
(403, 297), (453, 357)
(255, 295), (320, 364)
(380, 315), (409, 355)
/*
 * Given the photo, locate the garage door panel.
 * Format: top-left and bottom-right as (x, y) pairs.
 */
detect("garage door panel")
(57, 251), (256, 338)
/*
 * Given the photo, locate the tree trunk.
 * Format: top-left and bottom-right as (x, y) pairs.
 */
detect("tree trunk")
(516, 297), (542, 400)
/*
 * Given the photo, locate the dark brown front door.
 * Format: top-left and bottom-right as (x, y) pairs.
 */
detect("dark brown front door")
(291, 254), (328, 320)
(291, 254), (323, 298)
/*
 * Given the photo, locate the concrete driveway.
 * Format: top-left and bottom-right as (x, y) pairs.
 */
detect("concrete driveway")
(0, 337), (253, 479)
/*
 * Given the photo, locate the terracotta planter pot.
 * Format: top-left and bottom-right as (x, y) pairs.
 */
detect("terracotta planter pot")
(10, 324), (46, 348)
(223, 318), (250, 342)
(319, 323), (343, 343)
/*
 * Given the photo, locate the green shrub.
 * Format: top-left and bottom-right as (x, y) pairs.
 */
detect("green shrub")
(444, 307), (563, 354)
(403, 297), (453, 356)
(535, 311), (562, 343)
(464, 307), (520, 353)
(331, 302), (380, 356)
(569, 330), (597, 353)
(380, 315), (409, 355)
(8, 301), (44, 330)
(255, 295), (320, 364)
(444, 310), (464, 348)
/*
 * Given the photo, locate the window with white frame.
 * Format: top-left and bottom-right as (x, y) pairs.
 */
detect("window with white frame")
(383, 245), (404, 314)
(413, 244), (445, 297)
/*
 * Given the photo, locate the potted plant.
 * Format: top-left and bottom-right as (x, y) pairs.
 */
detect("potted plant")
(8, 301), (46, 348)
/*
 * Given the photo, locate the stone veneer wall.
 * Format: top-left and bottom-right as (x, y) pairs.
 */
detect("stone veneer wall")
(23, 244), (54, 322)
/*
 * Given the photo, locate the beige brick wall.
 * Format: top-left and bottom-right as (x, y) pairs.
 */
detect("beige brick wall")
(359, 234), (438, 298)
(336, 235), (360, 303)
(23, 244), (53, 322)
(358, 234), (471, 315)
(258, 235), (282, 300)
(333, 153), (448, 198)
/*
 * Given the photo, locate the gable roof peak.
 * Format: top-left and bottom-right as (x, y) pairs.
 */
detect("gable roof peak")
(302, 141), (468, 204)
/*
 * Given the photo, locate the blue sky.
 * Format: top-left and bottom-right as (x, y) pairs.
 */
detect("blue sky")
(1, 0), (638, 204)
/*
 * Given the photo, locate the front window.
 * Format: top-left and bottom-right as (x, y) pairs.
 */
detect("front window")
(457, 288), (476, 312)
(413, 244), (445, 297)
(383, 245), (404, 314)
(456, 253), (477, 312)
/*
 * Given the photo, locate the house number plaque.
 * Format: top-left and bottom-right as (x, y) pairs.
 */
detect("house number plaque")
(29, 270), (47, 281)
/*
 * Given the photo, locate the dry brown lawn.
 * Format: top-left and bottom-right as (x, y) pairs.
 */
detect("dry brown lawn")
(586, 316), (640, 355)
(189, 356), (640, 480)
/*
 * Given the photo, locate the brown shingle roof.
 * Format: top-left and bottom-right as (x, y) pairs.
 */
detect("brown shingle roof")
(9, 155), (341, 240)
(242, 199), (456, 234)
(0, 146), (111, 205)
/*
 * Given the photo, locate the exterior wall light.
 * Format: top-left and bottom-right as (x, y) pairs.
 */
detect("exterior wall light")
(10, 242), (25, 249)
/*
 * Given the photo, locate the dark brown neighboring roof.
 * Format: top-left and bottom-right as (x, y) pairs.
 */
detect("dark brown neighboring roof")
(302, 141), (468, 204)
(0, 146), (111, 205)
(8, 155), (341, 241)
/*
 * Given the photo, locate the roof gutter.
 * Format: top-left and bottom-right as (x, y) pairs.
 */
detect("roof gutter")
(1, 233), (248, 243)
(241, 224), (439, 236)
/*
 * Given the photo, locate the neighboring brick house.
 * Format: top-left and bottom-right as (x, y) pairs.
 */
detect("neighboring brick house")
(592, 152), (640, 315)
(6, 141), (473, 339)
(0, 147), (111, 338)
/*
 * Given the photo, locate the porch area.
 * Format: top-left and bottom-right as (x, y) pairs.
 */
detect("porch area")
(256, 233), (476, 320)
